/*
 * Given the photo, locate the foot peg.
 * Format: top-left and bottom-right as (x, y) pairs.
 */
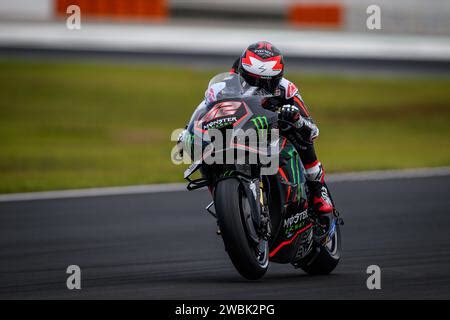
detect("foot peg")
(205, 201), (216, 218)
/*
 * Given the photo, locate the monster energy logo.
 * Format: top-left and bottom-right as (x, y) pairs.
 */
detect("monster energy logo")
(288, 147), (302, 201)
(251, 116), (269, 142)
(251, 116), (269, 130)
(284, 210), (309, 237)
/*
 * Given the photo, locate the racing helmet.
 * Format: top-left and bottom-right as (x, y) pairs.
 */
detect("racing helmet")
(238, 41), (284, 93)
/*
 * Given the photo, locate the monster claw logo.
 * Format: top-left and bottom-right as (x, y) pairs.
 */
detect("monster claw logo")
(251, 116), (269, 131)
(251, 116), (269, 142)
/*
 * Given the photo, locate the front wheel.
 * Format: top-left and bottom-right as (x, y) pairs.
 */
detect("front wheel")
(215, 178), (268, 280)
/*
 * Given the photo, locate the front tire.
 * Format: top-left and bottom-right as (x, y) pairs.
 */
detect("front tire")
(215, 178), (268, 280)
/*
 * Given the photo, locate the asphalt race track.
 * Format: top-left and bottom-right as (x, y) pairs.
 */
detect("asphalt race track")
(1, 175), (450, 299)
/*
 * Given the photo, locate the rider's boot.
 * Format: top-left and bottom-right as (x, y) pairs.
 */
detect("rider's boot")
(304, 161), (333, 217)
(308, 181), (333, 214)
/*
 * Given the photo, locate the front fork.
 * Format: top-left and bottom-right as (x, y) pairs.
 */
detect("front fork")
(258, 178), (272, 240)
(235, 176), (272, 243)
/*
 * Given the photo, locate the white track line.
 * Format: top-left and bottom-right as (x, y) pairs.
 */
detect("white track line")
(1, 22), (450, 61)
(0, 183), (187, 202)
(326, 166), (450, 182)
(0, 167), (449, 203)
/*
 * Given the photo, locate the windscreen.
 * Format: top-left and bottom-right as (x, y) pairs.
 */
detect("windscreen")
(204, 72), (273, 104)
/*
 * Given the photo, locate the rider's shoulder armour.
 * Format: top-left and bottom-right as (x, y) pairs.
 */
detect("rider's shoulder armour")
(279, 78), (299, 100)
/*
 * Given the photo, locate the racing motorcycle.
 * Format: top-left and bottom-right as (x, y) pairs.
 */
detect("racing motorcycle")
(177, 72), (343, 280)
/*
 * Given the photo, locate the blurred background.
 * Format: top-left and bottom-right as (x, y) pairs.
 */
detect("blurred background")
(0, 0), (449, 193)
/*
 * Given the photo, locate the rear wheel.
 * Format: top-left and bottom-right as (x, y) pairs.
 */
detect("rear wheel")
(215, 178), (268, 280)
(300, 222), (341, 275)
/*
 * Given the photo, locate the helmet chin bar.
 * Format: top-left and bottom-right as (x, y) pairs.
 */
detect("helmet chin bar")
(241, 71), (282, 94)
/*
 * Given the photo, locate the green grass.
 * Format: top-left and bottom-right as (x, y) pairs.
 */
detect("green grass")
(1, 59), (450, 193)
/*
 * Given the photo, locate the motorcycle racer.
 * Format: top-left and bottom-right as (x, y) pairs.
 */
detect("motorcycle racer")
(230, 41), (333, 217)
(179, 41), (333, 218)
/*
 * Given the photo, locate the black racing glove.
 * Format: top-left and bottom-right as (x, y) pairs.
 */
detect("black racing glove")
(279, 104), (301, 124)
(279, 104), (319, 143)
